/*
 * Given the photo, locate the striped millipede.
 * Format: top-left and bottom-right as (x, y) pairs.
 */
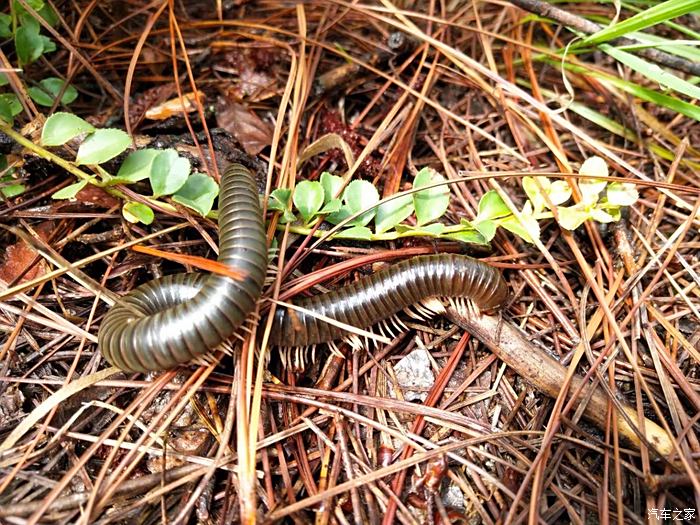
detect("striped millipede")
(98, 164), (268, 372)
(98, 164), (508, 372)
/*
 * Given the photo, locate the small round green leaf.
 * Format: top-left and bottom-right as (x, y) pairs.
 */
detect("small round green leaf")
(114, 149), (160, 183)
(41, 112), (95, 146)
(579, 156), (608, 178)
(413, 168), (450, 226)
(172, 173), (219, 217)
(0, 180), (26, 198)
(37, 3), (59, 26)
(445, 229), (488, 245)
(149, 149), (190, 197)
(0, 13), (11, 38)
(477, 190), (511, 221)
(52, 179), (88, 200)
(606, 182), (638, 206)
(473, 219), (497, 243)
(122, 201), (154, 225)
(0, 157), (25, 199)
(590, 207), (617, 224)
(76, 128), (131, 165)
(293, 180), (324, 223)
(28, 78), (78, 107)
(0, 94), (22, 123)
(578, 178), (607, 206)
(555, 205), (590, 231)
(375, 194), (414, 234)
(320, 171), (343, 202)
(340, 179), (379, 227)
(549, 180), (572, 206)
(334, 225), (373, 240)
(268, 188), (291, 212)
(15, 20), (44, 65)
(319, 198), (341, 215)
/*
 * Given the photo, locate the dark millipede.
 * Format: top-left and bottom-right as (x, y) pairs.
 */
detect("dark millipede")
(98, 164), (508, 372)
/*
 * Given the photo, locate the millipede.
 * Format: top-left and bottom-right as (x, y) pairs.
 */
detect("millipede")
(98, 163), (508, 372)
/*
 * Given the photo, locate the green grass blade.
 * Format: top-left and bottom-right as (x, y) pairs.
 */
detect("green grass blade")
(600, 44), (700, 99)
(582, 0), (700, 45)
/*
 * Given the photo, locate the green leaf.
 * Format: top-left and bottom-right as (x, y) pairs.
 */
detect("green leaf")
(28, 77), (78, 107)
(477, 190), (511, 220)
(601, 44), (700, 101)
(0, 157), (25, 198)
(413, 167), (450, 226)
(581, 0), (700, 46)
(474, 219), (497, 243)
(579, 179), (607, 206)
(556, 205), (591, 231)
(52, 179), (87, 199)
(0, 94), (23, 123)
(395, 223), (447, 236)
(149, 149), (190, 197)
(39, 35), (55, 54)
(319, 198), (341, 215)
(122, 201), (154, 225)
(113, 149), (160, 183)
(523, 176), (550, 213)
(0, 13), (11, 38)
(76, 128), (132, 165)
(334, 225), (373, 240)
(15, 20), (44, 65)
(329, 179), (379, 227)
(268, 188), (295, 223)
(590, 207), (617, 224)
(41, 112), (95, 146)
(549, 180), (572, 206)
(267, 188), (292, 211)
(172, 173), (219, 216)
(320, 171), (343, 203)
(0, 73), (8, 87)
(0, 179), (26, 198)
(268, 188), (291, 212)
(579, 156), (608, 178)
(14, 0), (45, 11)
(37, 3), (59, 26)
(444, 229), (488, 245)
(375, 194), (414, 234)
(606, 182), (638, 206)
(293, 180), (324, 223)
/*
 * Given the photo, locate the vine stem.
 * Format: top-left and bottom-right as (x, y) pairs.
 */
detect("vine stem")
(0, 120), (102, 186)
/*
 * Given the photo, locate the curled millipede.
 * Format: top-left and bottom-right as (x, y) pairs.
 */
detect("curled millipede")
(98, 164), (267, 372)
(98, 165), (508, 372)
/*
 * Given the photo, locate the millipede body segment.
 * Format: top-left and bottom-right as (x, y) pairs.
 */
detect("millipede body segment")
(268, 254), (508, 347)
(98, 164), (267, 372)
(98, 165), (508, 372)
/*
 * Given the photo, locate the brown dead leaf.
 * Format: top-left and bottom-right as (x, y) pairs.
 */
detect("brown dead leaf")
(0, 222), (53, 284)
(145, 91), (204, 121)
(216, 97), (272, 156)
(74, 185), (120, 209)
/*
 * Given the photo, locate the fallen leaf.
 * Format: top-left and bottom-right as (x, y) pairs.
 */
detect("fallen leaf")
(0, 222), (53, 284)
(74, 184), (120, 208)
(216, 97), (272, 156)
(145, 91), (204, 121)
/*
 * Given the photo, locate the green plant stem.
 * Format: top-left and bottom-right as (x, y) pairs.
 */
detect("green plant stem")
(0, 120), (103, 185)
(0, 121), (181, 216)
(279, 222), (477, 242)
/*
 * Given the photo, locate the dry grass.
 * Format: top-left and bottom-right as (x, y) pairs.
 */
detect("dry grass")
(0, 1), (698, 524)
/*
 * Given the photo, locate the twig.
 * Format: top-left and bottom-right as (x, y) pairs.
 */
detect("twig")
(444, 309), (674, 458)
(508, 0), (700, 76)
